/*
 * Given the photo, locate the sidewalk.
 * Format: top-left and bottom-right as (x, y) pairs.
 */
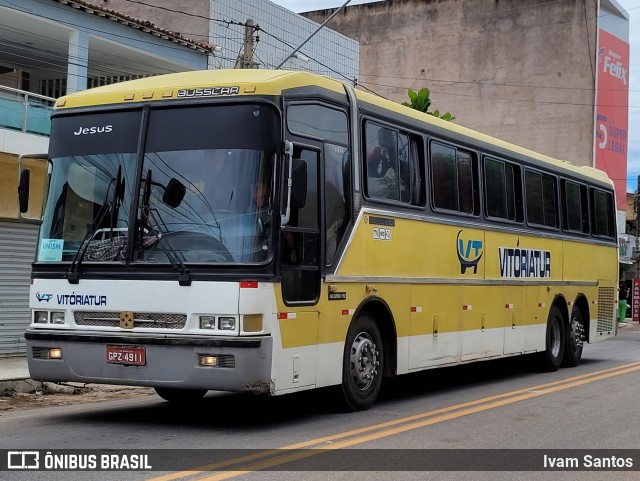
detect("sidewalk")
(0, 356), (41, 395)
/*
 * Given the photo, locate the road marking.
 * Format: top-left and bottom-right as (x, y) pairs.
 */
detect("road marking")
(146, 361), (640, 481)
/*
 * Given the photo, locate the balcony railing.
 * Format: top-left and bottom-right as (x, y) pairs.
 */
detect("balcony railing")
(0, 85), (55, 136)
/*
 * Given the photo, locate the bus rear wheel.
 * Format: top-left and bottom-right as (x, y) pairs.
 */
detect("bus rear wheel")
(538, 305), (565, 371)
(563, 307), (585, 367)
(154, 387), (207, 404)
(341, 313), (383, 411)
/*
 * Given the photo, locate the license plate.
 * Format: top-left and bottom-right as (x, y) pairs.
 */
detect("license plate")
(106, 345), (146, 366)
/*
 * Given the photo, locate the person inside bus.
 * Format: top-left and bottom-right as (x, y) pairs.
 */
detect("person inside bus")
(367, 146), (386, 178)
(250, 181), (297, 264)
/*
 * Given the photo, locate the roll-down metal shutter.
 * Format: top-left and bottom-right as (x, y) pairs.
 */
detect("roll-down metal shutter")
(0, 221), (38, 356)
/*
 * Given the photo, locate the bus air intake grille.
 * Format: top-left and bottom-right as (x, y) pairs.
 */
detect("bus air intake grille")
(597, 287), (615, 333)
(32, 347), (50, 359)
(216, 354), (235, 368)
(74, 311), (187, 329)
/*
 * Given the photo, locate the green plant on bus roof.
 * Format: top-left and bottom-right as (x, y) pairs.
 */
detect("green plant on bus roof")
(402, 87), (456, 122)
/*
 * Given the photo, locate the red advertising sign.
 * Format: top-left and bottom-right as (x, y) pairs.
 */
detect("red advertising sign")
(595, 29), (629, 209)
(632, 278), (640, 322)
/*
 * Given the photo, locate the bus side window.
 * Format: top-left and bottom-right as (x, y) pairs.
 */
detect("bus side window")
(562, 180), (589, 234)
(364, 122), (422, 206)
(525, 169), (557, 228)
(484, 157), (521, 222)
(591, 188), (614, 238)
(431, 141), (476, 214)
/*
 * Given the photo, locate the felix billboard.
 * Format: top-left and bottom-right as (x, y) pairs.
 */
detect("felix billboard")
(595, 29), (630, 209)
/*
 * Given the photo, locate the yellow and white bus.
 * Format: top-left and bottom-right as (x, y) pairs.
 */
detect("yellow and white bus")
(22, 69), (618, 411)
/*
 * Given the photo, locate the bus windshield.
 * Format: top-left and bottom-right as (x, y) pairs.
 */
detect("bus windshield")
(136, 148), (274, 264)
(37, 104), (279, 265)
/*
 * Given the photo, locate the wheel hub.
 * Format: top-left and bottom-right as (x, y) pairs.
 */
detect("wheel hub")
(569, 317), (585, 350)
(349, 332), (380, 390)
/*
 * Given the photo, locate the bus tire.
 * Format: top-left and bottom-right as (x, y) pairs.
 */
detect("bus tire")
(562, 307), (585, 367)
(341, 313), (383, 411)
(538, 305), (565, 372)
(154, 387), (207, 404)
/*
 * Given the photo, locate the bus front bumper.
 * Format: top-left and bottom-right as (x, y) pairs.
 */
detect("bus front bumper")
(25, 329), (273, 393)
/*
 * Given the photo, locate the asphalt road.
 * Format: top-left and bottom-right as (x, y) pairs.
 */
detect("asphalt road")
(1, 324), (639, 481)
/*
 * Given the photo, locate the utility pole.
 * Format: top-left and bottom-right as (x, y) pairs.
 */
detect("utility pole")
(276, 0), (352, 69)
(235, 19), (259, 69)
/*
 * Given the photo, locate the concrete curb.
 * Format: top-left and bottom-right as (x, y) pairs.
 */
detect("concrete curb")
(0, 380), (99, 396)
(0, 378), (43, 396)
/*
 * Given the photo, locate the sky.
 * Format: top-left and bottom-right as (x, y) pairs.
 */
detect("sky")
(272, 0), (638, 193)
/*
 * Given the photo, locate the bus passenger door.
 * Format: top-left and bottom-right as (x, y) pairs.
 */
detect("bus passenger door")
(277, 145), (321, 391)
(281, 146), (321, 305)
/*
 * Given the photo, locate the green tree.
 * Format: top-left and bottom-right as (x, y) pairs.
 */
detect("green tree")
(402, 87), (456, 121)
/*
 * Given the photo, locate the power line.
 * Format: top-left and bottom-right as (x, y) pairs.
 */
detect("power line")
(357, 73), (639, 93)
(358, 79), (638, 109)
(257, 27), (380, 97)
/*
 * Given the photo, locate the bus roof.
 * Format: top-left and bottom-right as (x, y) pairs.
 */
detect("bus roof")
(54, 69), (345, 109)
(54, 69), (612, 187)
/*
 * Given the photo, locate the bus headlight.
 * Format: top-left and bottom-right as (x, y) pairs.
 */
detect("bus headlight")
(51, 312), (65, 324)
(34, 311), (49, 323)
(218, 317), (236, 330)
(200, 316), (216, 329)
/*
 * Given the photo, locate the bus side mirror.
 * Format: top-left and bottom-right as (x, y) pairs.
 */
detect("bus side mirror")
(18, 168), (30, 213)
(163, 178), (186, 208)
(291, 158), (307, 209)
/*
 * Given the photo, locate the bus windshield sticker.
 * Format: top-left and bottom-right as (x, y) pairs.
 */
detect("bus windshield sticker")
(39, 239), (64, 262)
(456, 230), (483, 275)
(499, 245), (551, 278)
(177, 86), (240, 98)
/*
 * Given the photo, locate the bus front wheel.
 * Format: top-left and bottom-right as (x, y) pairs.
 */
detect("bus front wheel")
(538, 305), (565, 371)
(341, 313), (384, 411)
(154, 387), (207, 404)
(563, 307), (585, 367)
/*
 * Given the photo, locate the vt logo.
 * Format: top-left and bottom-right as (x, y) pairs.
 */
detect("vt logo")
(36, 292), (53, 302)
(456, 230), (483, 274)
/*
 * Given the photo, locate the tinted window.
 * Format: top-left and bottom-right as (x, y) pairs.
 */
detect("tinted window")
(49, 110), (141, 157)
(431, 141), (475, 214)
(562, 180), (589, 233)
(147, 104), (279, 152)
(365, 122), (421, 205)
(525, 170), (557, 228)
(591, 189), (614, 237)
(287, 104), (348, 145)
(485, 157), (519, 221)
(325, 144), (350, 265)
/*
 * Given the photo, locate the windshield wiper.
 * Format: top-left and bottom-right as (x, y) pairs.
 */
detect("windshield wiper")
(66, 168), (122, 284)
(140, 169), (192, 286)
